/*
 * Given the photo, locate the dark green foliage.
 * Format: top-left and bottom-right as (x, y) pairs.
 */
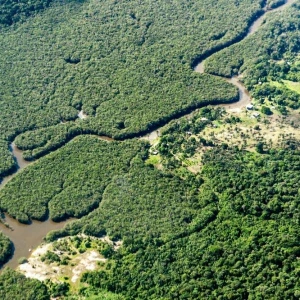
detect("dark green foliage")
(0, 0), (265, 175)
(0, 0), (299, 299)
(206, 4), (300, 77)
(267, 0), (286, 9)
(47, 281), (69, 298)
(261, 105), (273, 115)
(252, 83), (300, 109)
(0, 268), (49, 300)
(256, 141), (265, 153)
(14, 122), (112, 161)
(50, 158), (199, 243)
(77, 287), (126, 300)
(0, 232), (13, 265)
(0, 136), (146, 223)
(0, 140), (16, 179)
(41, 251), (60, 264)
(0, 0), (53, 27)
(158, 107), (224, 159)
(101, 244), (114, 259)
(3, 138), (300, 299)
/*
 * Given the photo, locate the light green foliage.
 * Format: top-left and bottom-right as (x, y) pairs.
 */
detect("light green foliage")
(78, 147), (300, 299)
(158, 106), (224, 163)
(0, 0), (299, 299)
(66, 288), (126, 300)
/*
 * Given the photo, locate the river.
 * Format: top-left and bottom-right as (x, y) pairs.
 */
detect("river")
(194, 0), (296, 109)
(0, 0), (295, 270)
(0, 214), (71, 270)
(0, 144), (73, 269)
(0, 143), (30, 187)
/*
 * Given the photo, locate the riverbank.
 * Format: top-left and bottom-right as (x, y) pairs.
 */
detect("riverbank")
(0, 214), (73, 270)
(0, 0), (295, 273)
(18, 234), (121, 290)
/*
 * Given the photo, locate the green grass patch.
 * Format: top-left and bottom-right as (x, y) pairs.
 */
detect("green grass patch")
(283, 80), (300, 94)
(145, 154), (160, 166)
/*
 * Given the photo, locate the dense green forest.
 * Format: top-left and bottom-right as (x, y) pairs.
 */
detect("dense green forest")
(14, 121), (114, 161)
(41, 146), (300, 299)
(0, 268), (49, 299)
(0, 0), (53, 27)
(0, 232), (13, 266)
(0, 140), (16, 176)
(0, 0), (267, 177)
(0, 0), (299, 299)
(0, 136), (146, 223)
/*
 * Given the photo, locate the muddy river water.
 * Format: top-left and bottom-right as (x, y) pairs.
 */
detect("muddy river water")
(0, 144), (73, 269)
(1, 215), (71, 270)
(0, 0), (296, 270)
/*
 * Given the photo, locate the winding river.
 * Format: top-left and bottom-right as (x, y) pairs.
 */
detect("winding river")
(195, 0), (296, 108)
(0, 145), (73, 270)
(0, 143), (30, 188)
(0, 0), (295, 270)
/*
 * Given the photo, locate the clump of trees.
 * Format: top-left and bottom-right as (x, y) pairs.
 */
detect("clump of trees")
(0, 268), (49, 300)
(0, 136), (147, 223)
(0, 232), (13, 265)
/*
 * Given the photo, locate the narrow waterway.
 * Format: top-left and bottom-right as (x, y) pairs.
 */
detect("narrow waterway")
(0, 143), (31, 188)
(0, 144), (73, 269)
(141, 0), (295, 142)
(0, 0), (295, 271)
(195, 0), (295, 109)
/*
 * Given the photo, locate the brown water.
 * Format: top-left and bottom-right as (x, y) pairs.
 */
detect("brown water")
(248, 0), (295, 35)
(0, 0), (296, 271)
(221, 76), (251, 109)
(195, 0), (295, 108)
(0, 214), (72, 270)
(0, 143), (76, 270)
(145, 0), (295, 141)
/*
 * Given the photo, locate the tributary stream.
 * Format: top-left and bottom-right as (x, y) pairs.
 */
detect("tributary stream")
(0, 0), (296, 270)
